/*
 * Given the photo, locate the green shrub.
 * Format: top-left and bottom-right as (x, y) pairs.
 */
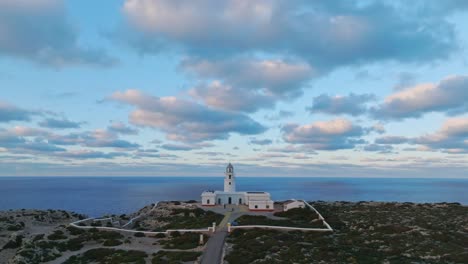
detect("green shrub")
(154, 233), (166, 238)
(63, 248), (147, 264)
(48, 230), (67, 240)
(103, 239), (123, 247)
(66, 226), (85, 236)
(161, 233), (201, 250)
(134, 232), (145, 237)
(152, 251), (201, 263)
(2, 235), (23, 249)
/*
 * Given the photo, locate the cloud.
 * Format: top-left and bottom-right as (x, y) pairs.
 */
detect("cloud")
(308, 93), (375, 116)
(0, 127), (65, 154)
(107, 121), (139, 135)
(189, 81), (274, 113)
(0, 0), (116, 67)
(412, 117), (468, 154)
(59, 150), (128, 159)
(184, 57), (314, 97)
(110, 89), (266, 142)
(375, 136), (409, 145)
(372, 75), (468, 120)
(268, 145), (317, 154)
(121, 0), (457, 70)
(264, 110), (294, 121)
(373, 117), (468, 154)
(0, 101), (36, 122)
(38, 118), (82, 129)
(185, 57), (314, 112)
(161, 143), (212, 151)
(132, 151), (177, 159)
(53, 129), (140, 149)
(281, 118), (367, 150)
(363, 144), (393, 153)
(249, 138), (273, 146)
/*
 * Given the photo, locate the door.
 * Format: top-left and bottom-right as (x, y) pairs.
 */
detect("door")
(218, 198), (221, 204)
(239, 198), (242, 204)
(228, 197), (232, 204)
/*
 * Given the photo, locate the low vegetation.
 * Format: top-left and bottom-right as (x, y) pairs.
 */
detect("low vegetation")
(64, 248), (147, 264)
(236, 207), (325, 228)
(160, 233), (203, 250)
(156, 208), (223, 230)
(152, 251), (201, 263)
(225, 202), (468, 263)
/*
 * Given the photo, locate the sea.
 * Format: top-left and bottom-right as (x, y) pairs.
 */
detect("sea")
(0, 177), (467, 217)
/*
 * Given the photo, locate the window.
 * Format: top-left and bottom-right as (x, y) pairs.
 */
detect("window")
(266, 205), (270, 209)
(207, 199), (210, 204)
(255, 205), (258, 209)
(229, 175), (231, 179)
(229, 182), (231, 185)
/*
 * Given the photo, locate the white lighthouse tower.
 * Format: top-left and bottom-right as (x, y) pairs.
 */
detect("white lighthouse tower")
(224, 163), (235, 192)
(201, 163), (273, 210)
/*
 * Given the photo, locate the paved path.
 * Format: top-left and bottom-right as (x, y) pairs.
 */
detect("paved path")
(200, 211), (233, 264)
(200, 230), (228, 264)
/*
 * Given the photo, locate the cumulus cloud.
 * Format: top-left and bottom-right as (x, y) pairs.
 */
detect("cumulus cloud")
(185, 57), (314, 112)
(0, 127), (64, 154)
(281, 118), (367, 150)
(107, 121), (139, 135)
(0, 101), (36, 122)
(373, 117), (468, 154)
(189, 81), (274, 113)
(184, 57), (314, 97)
(110, 89), (266, 142)
(0, 0), (116, 67)
(50, 129), (140, 149)
(38, 118), (82, 129)
(372, 75), (468, 120)
(249, 138), (273, 146)
(375, 136), (409, 145)
(308, 93), (375, 116)
(121, 0), (457, 69)
(363, 144), (393, 153)
(412, 117), (468, 154)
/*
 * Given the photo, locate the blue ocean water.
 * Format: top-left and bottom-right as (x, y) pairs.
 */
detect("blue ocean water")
(0, 177), (466, 217)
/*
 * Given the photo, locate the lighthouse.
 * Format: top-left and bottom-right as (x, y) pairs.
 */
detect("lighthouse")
(201, 163), (273, 210)
(224, 163), (235, 192)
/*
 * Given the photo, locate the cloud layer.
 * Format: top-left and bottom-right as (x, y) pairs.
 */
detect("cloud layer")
(122, 0), (457, 69)
(372, 75), (468, 120)
(282, 118), (366, 150)
(111, 89), (266, 142)
(0, 0), (115, 67)
(308, 93), (375, 116)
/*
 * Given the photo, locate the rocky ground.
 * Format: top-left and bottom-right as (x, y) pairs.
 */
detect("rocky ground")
(225, 201), (468, 264)
(0, 202), (220, 264)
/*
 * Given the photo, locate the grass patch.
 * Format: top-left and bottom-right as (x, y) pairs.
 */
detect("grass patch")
(47, 230), (68, 240)
(155, 208), (223, 230)
(161, 233), (203, 250)
(103, 239), (123, 247)
(64, 248), (147, 264)
(152, 251), (201, 263)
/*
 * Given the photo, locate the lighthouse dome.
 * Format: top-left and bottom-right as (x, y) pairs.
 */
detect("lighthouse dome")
(226, 163), (234, 173)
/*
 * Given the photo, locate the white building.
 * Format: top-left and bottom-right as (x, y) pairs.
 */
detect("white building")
(283, 200), (305, 211)
(201, 163), (274, 211)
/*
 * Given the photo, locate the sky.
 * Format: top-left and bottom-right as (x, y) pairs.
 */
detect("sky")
(1, 0), (468, 177)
